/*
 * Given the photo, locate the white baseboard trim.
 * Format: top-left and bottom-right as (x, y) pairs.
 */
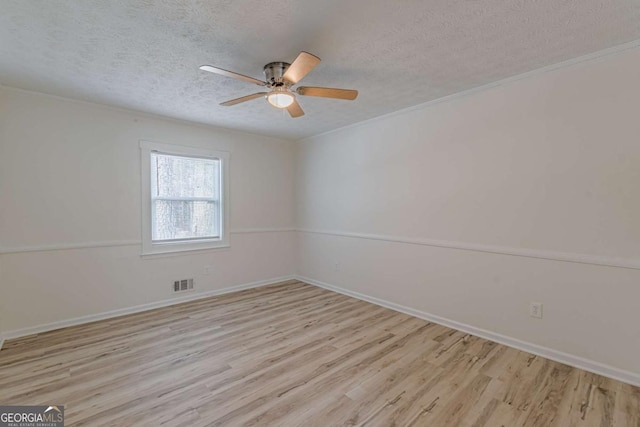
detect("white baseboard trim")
(1, 275), (295, 341)
(297, 275), (640, 388)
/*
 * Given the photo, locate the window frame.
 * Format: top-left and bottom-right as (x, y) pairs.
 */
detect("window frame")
(140, 140), (230, 256)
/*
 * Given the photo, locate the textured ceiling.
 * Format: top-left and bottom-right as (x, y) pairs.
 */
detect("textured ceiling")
(1, 1), (639, 140)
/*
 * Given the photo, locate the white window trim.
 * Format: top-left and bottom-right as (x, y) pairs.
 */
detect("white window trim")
(140, 140), (230, 256)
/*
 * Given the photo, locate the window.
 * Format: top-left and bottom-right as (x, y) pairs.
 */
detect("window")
(140, 141), (229, 255)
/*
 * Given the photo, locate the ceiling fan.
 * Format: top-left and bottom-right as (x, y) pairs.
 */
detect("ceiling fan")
(199, 51), (358, 118)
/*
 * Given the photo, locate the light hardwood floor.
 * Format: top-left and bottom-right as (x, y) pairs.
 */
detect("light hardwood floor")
(1, 280), (638, 426)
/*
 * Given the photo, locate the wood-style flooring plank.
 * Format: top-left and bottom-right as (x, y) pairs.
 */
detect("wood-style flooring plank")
(1, 280), (638, 426)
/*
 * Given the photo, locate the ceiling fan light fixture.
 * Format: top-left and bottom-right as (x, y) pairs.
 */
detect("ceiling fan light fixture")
(267, 91), (295, 109)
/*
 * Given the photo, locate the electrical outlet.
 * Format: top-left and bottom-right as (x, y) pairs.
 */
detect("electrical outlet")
(529, 302), (543, 319)
(204, 266), (211, 275)
(334, 262), (340, 272)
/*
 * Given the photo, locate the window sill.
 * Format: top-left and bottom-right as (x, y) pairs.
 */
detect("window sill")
(141, 243), (231, 258)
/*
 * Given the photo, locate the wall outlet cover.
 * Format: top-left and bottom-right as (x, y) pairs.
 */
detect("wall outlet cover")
(530, 302), (543, 319)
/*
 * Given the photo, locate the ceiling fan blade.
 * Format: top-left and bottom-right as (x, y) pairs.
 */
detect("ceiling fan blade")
(220, 92), (268, 106)
(282, 52), (321, 84)
(296, 86), (358, 100)
(287, 99), (305, 118)
(199, 65), (266, 86)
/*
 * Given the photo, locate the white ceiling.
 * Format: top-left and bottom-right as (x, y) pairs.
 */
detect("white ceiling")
(1, 1), (639, 140)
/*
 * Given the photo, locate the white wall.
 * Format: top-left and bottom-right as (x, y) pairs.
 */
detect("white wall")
(295, 47), (640, 377)
(2, 46), (640, 384)
(0, 87), (296, 334)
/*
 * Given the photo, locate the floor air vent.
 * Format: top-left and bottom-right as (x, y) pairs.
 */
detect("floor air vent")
(173, 278), (194, 293)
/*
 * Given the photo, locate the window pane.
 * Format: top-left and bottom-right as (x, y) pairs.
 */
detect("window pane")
(153, 200), (219, 241)
(153, 153), (220, 199)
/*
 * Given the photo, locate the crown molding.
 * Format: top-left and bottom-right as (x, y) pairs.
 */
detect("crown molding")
(301, 39), (640, 142)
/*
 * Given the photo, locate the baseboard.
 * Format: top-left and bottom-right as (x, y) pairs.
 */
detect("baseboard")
(1, 275), (295, 341)
(296, 275), (640, 388)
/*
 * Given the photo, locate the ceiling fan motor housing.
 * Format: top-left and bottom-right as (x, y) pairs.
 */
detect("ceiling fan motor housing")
(263, 62), (290, 87)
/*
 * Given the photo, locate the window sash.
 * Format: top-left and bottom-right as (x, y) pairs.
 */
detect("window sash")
(150, 152), (222, 244)
(150, 152), (221, 199)
(140, 140), (230, 256)
(152, 235), (221, 244)
(151, 199), (221, 243)
(151, 196), (218, 202)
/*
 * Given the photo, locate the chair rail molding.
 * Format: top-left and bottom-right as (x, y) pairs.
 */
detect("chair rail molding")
(0, 228), (296, 255)
(297, 229), (640, 270)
